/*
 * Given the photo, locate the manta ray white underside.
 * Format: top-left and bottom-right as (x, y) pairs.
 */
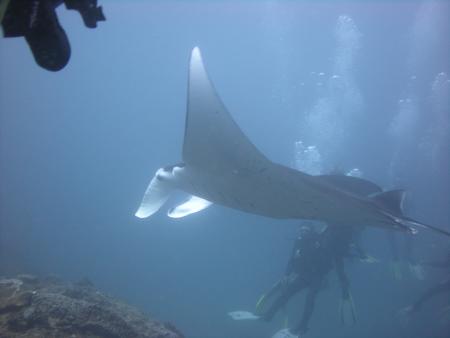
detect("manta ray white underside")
(134, 47), (449, 237)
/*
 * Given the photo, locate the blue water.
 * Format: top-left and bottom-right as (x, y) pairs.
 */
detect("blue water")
(1, 1), (449, 338)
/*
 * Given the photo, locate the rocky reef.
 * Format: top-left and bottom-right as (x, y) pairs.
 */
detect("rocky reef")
(0, 275), (184, 338)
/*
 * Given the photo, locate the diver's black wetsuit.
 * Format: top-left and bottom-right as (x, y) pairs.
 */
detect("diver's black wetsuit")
(1, 0), (105, 70)
(386, 231), (417, 270)
(260, 225), (356, 335)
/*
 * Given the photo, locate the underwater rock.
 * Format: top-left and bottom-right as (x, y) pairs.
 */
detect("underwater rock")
(0, 275), (184, 338)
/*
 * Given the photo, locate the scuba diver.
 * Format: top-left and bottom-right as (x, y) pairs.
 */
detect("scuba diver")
(401, 250), (450, 315)
(254, 223), (365, 336)
(386, 231), (424, 281)
(1, 0), (105, 71)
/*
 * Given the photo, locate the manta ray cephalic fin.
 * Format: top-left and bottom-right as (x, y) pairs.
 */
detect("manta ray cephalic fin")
(135, 168), (172, 219)
(167, 195), (212, 218)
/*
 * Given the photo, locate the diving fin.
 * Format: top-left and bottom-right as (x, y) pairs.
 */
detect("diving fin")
(360, 255), (379, 264)
(272, 328), (298, 338)
(255, 293), (267, 312)
(339, 292), (357, 325)
(228, 311), (260, 320)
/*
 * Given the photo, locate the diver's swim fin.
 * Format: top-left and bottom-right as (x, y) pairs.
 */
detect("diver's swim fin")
(228, 311), (260, 320)
(255, 293), (266, 312)
(360, 255), (379, 264)
(339, 293), (357, 325)
(272, 328), (298, 338)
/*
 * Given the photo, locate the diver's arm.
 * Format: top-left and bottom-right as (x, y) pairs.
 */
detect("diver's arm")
(347, 242), (367, 260)
(285, 239), (300, 275)
(285, 257), (294, 276)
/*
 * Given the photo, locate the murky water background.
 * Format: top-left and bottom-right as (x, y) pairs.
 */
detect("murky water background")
(1, 1), (448, 338)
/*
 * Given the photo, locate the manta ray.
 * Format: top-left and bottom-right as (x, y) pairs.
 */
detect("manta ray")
(135, 47), (449, 237)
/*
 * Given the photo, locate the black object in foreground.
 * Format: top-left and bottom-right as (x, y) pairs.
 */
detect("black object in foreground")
(1, 0), (105, 71)
(0, 274), (185, 338)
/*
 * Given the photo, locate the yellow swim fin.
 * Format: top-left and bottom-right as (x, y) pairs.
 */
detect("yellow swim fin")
(255, 293), (266, 312)
(339, 292), (357, 325)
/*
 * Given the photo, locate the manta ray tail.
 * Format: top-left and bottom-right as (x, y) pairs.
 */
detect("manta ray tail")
(371, 190), (450, 237)
(402, 217), (450, 237)
(135, 168), (173, 218)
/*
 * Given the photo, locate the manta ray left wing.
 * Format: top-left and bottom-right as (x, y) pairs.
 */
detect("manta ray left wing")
(183, 47), (270, 175)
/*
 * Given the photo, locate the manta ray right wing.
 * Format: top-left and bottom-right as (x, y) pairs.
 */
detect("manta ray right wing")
(183, 47), (270, 174)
